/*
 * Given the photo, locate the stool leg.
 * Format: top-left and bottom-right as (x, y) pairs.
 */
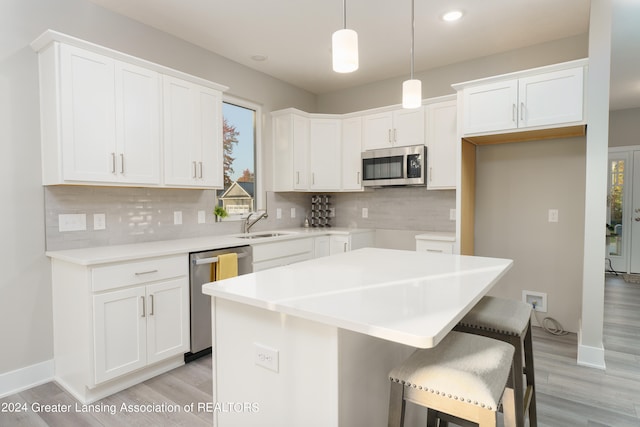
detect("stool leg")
(388, 381), (406, 427)
(502, 386), (516, 427)
(523, 322), (538, 427)
(509, 335), (525, 427)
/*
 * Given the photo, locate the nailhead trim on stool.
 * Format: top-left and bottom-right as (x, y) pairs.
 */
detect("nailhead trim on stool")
(388, 331), (516, 427)
(455, 296), (538, 427)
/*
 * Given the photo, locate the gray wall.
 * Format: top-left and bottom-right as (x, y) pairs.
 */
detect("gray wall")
(0, 0), (315, 377)
(475, 138), (586, 332)
(609, 107), (640, 147)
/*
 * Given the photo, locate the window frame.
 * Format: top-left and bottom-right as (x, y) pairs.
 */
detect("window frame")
(219, 95), (263, 220)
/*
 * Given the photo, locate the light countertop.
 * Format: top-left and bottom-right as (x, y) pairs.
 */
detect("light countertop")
(415, 231), (456, 241)
(46, 227), (373, 266)
(203, 247), (512, 348)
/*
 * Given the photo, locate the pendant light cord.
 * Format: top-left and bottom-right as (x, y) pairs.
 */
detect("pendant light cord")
(342, 0), (347, 30)
(410, 0), (415, 79)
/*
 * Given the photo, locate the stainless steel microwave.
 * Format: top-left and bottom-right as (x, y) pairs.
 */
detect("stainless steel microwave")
(361, 145), (426, 187)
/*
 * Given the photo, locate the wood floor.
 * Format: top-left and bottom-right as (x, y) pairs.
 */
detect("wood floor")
(2, 274), (640, 426)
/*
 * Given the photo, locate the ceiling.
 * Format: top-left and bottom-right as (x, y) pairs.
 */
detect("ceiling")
(89, 0), (639, 111)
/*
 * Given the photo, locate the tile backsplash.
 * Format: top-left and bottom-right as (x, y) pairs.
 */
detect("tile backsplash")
(45, 186), (455, 251)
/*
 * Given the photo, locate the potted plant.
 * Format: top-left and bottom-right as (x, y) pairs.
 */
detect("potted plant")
(214, 206), (228, 222)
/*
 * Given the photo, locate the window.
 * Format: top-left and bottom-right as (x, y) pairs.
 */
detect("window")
(217, 98), (261, 217)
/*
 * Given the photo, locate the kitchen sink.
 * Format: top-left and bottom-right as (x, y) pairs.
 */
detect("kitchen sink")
(234, 231), (296, 240)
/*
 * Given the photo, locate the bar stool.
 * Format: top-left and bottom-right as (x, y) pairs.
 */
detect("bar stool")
(388, 331), (516, 427)
(455, 296), (537, 427)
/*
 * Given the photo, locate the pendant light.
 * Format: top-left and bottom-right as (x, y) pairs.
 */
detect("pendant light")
(402, 0), (422, 108)
(332, 0), (358, 73)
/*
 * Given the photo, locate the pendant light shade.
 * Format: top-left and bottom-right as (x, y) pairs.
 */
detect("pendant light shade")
(332, 0), (358, 73)
(332, 28), (359, 73)
(402, 79), (422, 109)
(402, 0), (422, 109)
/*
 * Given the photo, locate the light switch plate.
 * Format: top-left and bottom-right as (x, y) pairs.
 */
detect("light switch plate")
(276, 208), (282, 219)
(362, 207), (368, 218)
(449, 208), (456, 221)
(197, 210), (206, 224)
(548, 209), (559, 223)
(59, 214), (86, 232)
(174, 211), (182, 225)
(290, 207), (296, 219)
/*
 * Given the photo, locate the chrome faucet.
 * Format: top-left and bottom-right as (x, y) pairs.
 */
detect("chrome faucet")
(243, 211), (268, 234)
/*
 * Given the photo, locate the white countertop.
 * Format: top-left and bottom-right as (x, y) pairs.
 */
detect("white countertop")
(46, 227), (373, 266)
(203, 247), (512, 348)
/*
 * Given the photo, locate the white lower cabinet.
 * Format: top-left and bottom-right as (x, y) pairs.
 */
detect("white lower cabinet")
(93, 277), (189, 384)
(50, 254), (189, 403)
(415, 234), (456, 254)
(314, 235), (331, 258)
(252, 238), (314, 271)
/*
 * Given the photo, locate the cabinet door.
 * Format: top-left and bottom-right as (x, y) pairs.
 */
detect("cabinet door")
(393, 107), (425, 147)
(519, 67), (584, 129)
(314, 235), (331, 258)
(273, 114), (295, 191)
(342, 117), (363, 190)
(425, 100), (457, 189)
(330, 235), (350, 255)
(462, 80), (518, 135)
(115, 61), (161, 185)
(146, 278), (190, 364)
(310, 119), (341, 190)
(362, 112), (393, 150)
(293, 115), (310, 190)
(163, 76), (197, 186)
(93, 286), (147, 384)
(163, 76), (223, 188)
(60, 45), (117, 182)
(196, 87), (223, 188)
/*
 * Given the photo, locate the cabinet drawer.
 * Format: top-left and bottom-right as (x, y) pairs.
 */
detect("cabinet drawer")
(252, 238), (313, 263)
(416, 240), (454, 254)
(92, 255), (187, 292)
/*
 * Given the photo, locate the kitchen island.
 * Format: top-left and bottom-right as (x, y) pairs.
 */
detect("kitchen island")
(202, 248), (513, 427)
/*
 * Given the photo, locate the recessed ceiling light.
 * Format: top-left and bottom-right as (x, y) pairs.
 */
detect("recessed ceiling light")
(251, 54), (268, 62)
(442, 10), (463, 22)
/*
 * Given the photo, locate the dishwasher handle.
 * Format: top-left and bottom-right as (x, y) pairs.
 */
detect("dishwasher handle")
(192, 252), (248, 266)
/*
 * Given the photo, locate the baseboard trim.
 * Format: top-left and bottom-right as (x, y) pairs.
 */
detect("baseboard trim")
(577, 329), (606, 370)
(0, 359), (54, 398)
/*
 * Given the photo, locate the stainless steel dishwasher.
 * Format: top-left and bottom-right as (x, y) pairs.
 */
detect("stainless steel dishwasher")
(186, 245), (252, 362)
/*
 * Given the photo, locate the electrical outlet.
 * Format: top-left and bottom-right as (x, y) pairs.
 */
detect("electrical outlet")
(362, 207), (368, 218)
(548, 209), (559, 223)
(174, 211), (182, 225)
(522, 290), (547, 313)
(254, 343), (279, 372)
(197, 210), (206, 224)
(276, 208), (282, 219)
(329, 207), (335, 217)
(93, 213), (106, 230)
(450, 208), (456, 221)
(290, 207), (296, 219)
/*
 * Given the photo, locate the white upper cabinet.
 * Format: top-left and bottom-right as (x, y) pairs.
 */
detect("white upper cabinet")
(362, 107), (425, 150)
(32, 30), (227, 188)
(163, 76), (223, 188)
(425, 99), (457, 190)
(341, 116), (363, 190)
(309, 118), (342, 190)
(273, 112), (310, 191)
(458, 61), (586, 136)
(46, 44), (161, 185)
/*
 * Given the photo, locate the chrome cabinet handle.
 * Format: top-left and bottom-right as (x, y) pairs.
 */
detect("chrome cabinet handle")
(312, 172), (315, 185)
(296, 171), (300, 184)
(135, 269), (158, 276)
(512, 104), (517, 122)
(149, 295), (154, 316)
(393, 128), (397, 142)
(111, 153), (116, 174)
(343, 242), (348, 252)
(520, 102), (525, 121)
(198, 161), (203, 179)
(388, 129), (392, 143)
(141, 296), (146, 318)
(429, 167), (433, 182)
(357, 171), (360, 184)
(120, 153), (125, 174)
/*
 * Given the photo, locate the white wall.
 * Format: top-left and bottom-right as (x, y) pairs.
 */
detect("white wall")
(0, 0), (315, 380)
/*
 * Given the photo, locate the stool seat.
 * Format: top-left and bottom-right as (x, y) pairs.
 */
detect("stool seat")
(455, 296), (537, 427)
(388, 331), (516, 427)
(459, 296), (531, 336)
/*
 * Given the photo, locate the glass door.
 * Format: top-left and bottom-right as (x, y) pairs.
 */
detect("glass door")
(632, 151), (640, 273)
(607, 152), (629, 272)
